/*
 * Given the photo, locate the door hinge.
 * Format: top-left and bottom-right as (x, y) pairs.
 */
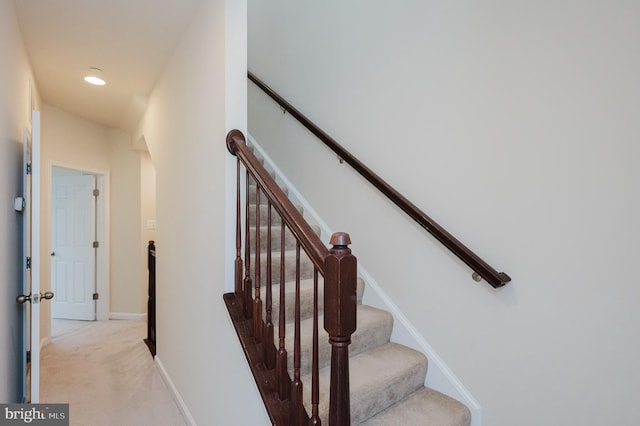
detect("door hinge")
(93, 241), (99, 248)
(26, 257), (31, 269)
(26, 162), (32, 175)
(26, 351), (31, 363)
(93, 293), (99, 300)
(93, 188), (100, 197)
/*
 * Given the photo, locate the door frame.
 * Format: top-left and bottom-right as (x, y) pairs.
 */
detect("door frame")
(47, 161), (110, 323)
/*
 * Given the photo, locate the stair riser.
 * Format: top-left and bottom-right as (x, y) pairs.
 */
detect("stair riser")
(249, 226), (298, 252)
(249, 224), (321, 252)
(361, 388), (472, 426)
(248, 251), (316, 286)
(262, 279), (320, 326)
(261, 277), (365, 327)
(248, 204), (304, 226)
(302, 343), (428, 425)
(248, 182), (287, 201)
(280, 305), (393, 378)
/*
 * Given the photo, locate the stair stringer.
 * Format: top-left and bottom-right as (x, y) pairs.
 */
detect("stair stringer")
(248, 133), (482, 426)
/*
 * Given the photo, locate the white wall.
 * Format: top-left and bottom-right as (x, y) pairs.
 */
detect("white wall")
(41, 105), (145, 330)
(108, 128), (145, 315)
(248, 1), (640, 425)
(136, 0), (266, 423)
(0, 0), (39, 402)
(41, 105), (111, 171)
(41, 104), (109, 337)
(140, 151), (156, 311)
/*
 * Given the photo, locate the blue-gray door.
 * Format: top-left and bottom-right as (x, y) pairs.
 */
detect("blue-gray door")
(14, 110), (43, 403)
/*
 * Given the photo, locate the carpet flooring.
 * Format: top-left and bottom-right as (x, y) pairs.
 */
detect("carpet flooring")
(40, 319), (186, 426)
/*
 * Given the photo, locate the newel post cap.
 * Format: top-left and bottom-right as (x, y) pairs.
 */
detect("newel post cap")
(330, 232), (351, 247)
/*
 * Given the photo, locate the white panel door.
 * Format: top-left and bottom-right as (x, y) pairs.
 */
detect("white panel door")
(51, 174), (96, 321)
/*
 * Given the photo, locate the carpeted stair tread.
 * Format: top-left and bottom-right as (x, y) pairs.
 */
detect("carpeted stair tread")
(301, 342), (427, 425)
(250, 223), (322, 251)
(248, 181), (287, 201)
(361, 387), (471, 426)
(249, 204), (304, 225)
(250, 249), (316, 284)
(262, 277), (365, 326)
(281, 304), (393, 377)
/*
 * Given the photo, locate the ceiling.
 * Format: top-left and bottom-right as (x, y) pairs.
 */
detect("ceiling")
(14, 0), (204, 134)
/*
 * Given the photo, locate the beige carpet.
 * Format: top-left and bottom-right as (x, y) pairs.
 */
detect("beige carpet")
(41, 319), (186, 426)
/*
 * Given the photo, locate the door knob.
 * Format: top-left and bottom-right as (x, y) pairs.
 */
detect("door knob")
(16, 294), (31, 304)
(16, 291), (54, 304)
(51, 252), (55, 256)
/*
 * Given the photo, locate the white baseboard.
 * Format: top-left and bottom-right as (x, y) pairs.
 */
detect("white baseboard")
(155, 356), (197, 426)
(109, 312), (147, 321)
(357, 267), (483, 426)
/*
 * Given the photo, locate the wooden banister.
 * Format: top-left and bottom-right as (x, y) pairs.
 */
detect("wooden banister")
(144, 240), (156, 357)
(227, 129), (327, 271)
(248, 71), (511, 288)
(226, 129), (356, 425)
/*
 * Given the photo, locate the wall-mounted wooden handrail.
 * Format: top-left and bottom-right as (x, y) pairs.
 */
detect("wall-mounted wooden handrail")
(248, 71), (511, 288)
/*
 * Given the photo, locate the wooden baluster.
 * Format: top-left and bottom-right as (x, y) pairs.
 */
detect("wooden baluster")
(325, 232), (357, 426)
(276, 221), (289, 400)
(243, 171), (253, 319)
(234, 157), (243, 304)
(263, 201), (276, 368)
(291, 242), (304, 425)
(254, 186), (263, 341)
(310, 269), (321, 425)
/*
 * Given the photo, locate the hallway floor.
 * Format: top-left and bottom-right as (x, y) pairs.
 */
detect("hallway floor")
(41, 319), (187, 426)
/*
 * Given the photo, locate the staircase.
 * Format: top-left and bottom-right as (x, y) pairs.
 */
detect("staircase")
(225, 132), (471, 425)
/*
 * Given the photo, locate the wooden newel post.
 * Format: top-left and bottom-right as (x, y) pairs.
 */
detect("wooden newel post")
(324, 232), (357, 425)
(145, 240), (157, 356)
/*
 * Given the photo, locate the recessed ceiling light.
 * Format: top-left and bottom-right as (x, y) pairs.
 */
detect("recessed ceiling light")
(84, 67), (106, 86)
